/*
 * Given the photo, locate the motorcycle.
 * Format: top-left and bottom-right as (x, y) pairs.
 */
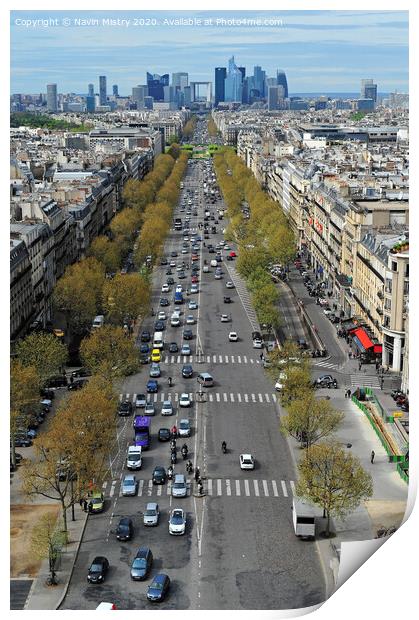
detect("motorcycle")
(167, 466), (174, 480)
(171, 452), (177, 465)
(186, 460), (193, 474)
(221, 442), (227, 454)
(168, 377), (173, 388)
(181, 448), (188, 460)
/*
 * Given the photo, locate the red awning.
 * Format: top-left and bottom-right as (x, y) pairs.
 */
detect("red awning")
(374, 344), (383, 353)
(353, 328), (374, 350)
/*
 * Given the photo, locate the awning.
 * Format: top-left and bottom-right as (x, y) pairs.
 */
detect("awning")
(353, 328), (374, 350)
(374, 344), (383, 354)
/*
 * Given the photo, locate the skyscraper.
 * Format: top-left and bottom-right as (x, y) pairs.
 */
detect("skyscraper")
(146, 72), (169, 101)
(214, 67), (226, 105)
(276, 70), (288, 98)
(112, 84), (119, 97)
(253, 66), (266, 98)
(224, 56), (243, 103)
(46, 84), (57, 112)
(361, 79), (377, 101)
(172, 72), (188, 90)
(88, 83), (94, 97)
(99, 76), (107, 105)
(268, 85), (285, 111)
(238, 66), (246, 81)
(144, 96), (154, 110)
(86, 96), (95, 113)
(132, 85), (147, 109)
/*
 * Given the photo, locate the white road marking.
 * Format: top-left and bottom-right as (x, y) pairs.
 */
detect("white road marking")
(216, 393), (220, 402)
(138, 480), (144, 496)
(231, 356), (235, 363)
(253, 480), (260, 496)
(209, 394), (213, 402)
(244, 480), (250, 496)
(157, 485), (162, 496)
(244, 394), (249, 403)
(219, 355), (223, 363)
(235, 480), (241, 496)
(281, 481), (288, 497)
(109, 481), (116, 497)
(226, 479), (232, 496)
(262, 480), (269, 496)
(272, 480), (279, 497)
(147, 480), (153, 496)
(207, 479), (213, 495)
(250, 358), (254, 364)
(272, 393), (277, 402)
(217, 479), (222, 496)
(230, 393), (235, 402)
(258, 393), (263, 403)
(237, 355), (242, 363)
(223, 393), (228, 402)
(225, 355), (229, 363)
(251, 394), (256, 402)
(237, 393), (242, 403)
(290, 480), (296, 496)
(244, 356), (248, 363)
(265, 393), (270, 402)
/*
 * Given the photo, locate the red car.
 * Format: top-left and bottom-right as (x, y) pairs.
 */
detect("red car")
(229, 251), (236, 258)
(191, 275), (199, 283)
(191, 254), (199, 262)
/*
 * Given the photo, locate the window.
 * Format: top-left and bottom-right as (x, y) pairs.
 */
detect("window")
(403, 281), (409, 295)
(384, 298), (392, 311)
(392, 261), (397, 272)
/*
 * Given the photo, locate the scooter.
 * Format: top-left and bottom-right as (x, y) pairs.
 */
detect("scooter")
(167, 466), (174, 480)
(171, 452), (177, 465)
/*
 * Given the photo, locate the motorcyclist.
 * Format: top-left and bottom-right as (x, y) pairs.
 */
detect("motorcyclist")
(171, 425), (177, 437)
(167, 465), (174, 479)
(186, 460), (193, 474)
(168, 376), (173, 387)
(221, 440), (227, 453)
(171, 452), (177, 464)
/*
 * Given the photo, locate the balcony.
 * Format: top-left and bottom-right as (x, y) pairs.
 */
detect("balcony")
(377, 290), (384, 300)
(376, 306), (383, 316)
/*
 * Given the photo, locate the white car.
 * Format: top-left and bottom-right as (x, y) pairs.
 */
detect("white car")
(157, 311), (167, 321)
(240, 454), (255, 470)
(171, 316), (181, 327)
(214, 273), (222, 280)
(170, 261), (176, 267)
(323, 308), (333, 316)
(181, 248), (188, 254)
(190, 284), (199, 294)
(188, 300), (198, 310)
(186, 315), (195, 325)
(203, 265), (209, 273)
(161, 284), (169, 293)
(275, 372), (287, 391)
(178, 418), (191, 437)
(181, 344), (191, 356)
(226, 281), (234, 289)
(169, 508), (186, 535)
(220, 314), (230, 323)
(161, 400), (174, 416)
(179, 393), (191, 407)
(228, 331), (238, 342)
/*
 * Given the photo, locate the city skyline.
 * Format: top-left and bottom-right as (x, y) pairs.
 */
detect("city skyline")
(10, 10), (408, 94)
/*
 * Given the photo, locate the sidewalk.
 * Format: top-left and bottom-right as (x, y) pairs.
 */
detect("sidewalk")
(25, 506), (88, 610)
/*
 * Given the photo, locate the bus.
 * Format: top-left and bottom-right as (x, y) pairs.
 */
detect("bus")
(133, 416), (151, 450)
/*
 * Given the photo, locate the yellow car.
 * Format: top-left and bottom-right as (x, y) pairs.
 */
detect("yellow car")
(88, 491), (104, 513)
(151, 349), (161, 363)
(53, 328), (65, 338)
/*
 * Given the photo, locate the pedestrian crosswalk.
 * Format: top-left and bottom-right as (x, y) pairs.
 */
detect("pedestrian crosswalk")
(350, 374), (382, 389)
(312, 360), (340, 370)
(103, 477), (295, 499)
(119, 392), (278, 405)
(161, 354), (262, 365)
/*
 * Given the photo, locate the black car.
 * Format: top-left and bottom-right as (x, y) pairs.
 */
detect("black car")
(167, 277), (175, 285)
(223, 296), (232, 303)
(71, 367), (91, 378)
(160, 258), (168, 266)
(45, 375), (68, 388)
(170, 251), (178, 257)
(169, 342), (179, 353)
(140, 344), (150, 354)
(226, 255), (233, 261)
(182, 364), (193, 378)
(139, 353), (150, 365)
(158, 428), (171, 442)
(160, 298), (169, 307)
(87, 556), (109, 583)
(118, 401), (133, 417)
(13, 435), (32, 447)
(116, 517), (134, 541)
(183, 329), (193, 340)
(67, 379), (87, 391)
(152, 466), (167, 485)
(154, 320), (165, 331)
(166, 268), (172, 275)
(130, 547), (153, 581)
(141, 331), (151, 343)
(208, 247), (215, 254)
(40, 388), (55, 399)
(147, 573), (170, 602)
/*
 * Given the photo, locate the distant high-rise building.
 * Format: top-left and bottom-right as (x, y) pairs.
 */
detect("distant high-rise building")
(144, 96), (154, 110)
(164, 85), (176, 104)
(268, 85), (285, 111)
(266, 77), (277, 89)
(183, 86), (192, 106)
(276, 70), (288, 98)
(46, 84), (57, 112)
(85, 95), (95, 113)
(214, 67), (227, 105)
(238, 66), (246, 81)
(146, 72), (169, 101)
(224, 56), (243, 103)
(88, 83), (94, 97)
(361, 79), (377, 102)
(253, 66), (266, 98)
(99, 76), (107, 105)
(132, 85), (147, 109)
(357, 98), (375, 111)
(172, 72), (188, 90)
(112, 84), (119, 97)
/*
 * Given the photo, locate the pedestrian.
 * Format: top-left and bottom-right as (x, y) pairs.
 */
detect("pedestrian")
(260, 352), (263, 360)
(358, 362), (362, 371)
(194, 467), (200, 482)
(371, 450), (375, 464)
(79, 497), (84, 508)
(83, 499), (88, 512)
(88, 501), (93, 513)
(347, 389), (351, 399)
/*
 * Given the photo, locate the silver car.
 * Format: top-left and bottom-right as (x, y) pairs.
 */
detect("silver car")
(144, 401), (156, 416)
(161, 400), (174, 416)
(149, 363), (161, 378)
(178, 419), (191, 437)
(172, 474), (187, 498)
(122, 474), (138, 496)
(143, 502), (160, 526)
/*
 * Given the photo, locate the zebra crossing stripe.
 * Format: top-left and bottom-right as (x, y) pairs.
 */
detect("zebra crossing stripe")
(138, 480), (144, 496)
(272, 480), (279, 497)
(225, 355), (229, 363)
(209, 394), (214, 402)
(253, 480), (260, 497)
(156, 485), (162, 496)
(226, 479), (231, 496)
(281, 481), (288, 497)
(218, 355), (222, 363)
(207, 355), (210, 363)
(262, 480), (269, 496)
(223, 393), (228, 402)
(175, 393), (179, 402)
(207, 479), (213, 495)
(147, 480), (153, 496)
(110, 481), (116, 497)
(258, 394), (263, 403)
(177, 356), (180, 363)
(265, 394), (270, 403)
(251, 394), (256, 402)
(235, 480), (241, 496)
(237, 355), (242, 363)
(102, 481), (107, 490)
(244, 394), (249, 403)
(230, 393), (235, 403)
(272, 394), (277, 402)
(167, 482), (172, 495)
(213, 355), (217, 363)
(290, 481), (296, 496)
(244, 356), (248, 363)
(217, 479), (222, 496)
(231, 356), (235, 363)
(165, 356), (169, 363)
(216, 393), (220, 402)
(250, 359), (254, 364)
(119, 394), (123, 402)
(237, 393), (242, 403)
(244, 480), (250, 496)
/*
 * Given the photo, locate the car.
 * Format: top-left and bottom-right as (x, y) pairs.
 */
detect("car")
(167, 277), (175, 285)
(149, 363), (161, 378)
(118, 401), (133, 417)
(178, 271), (186, 279)
(178, 418), (191, 437)
(323, 308), (333, 316)
(86, 491), (104, 513)
(143, 502), (160, 526)
(144, 401), (156, 416)
(135, 393), (147, 408)
(214, 272), (222, 280)
(158, 428), (171, 442)
(240, 454), (255, 470)
(191, 275), (199, 284)
(152, 466), (167, 485)
(13, 435), (32, 447)
(147, 380), (158, 393)
(122, 474), (138, 496)
(316, 374), (334, 385)
(160, 297), (169, 307)
(169, 508), (186, 535)
(181, 248), (188, 254)
(147, 573), (170, 602)
(179, 393), (191, 407)
(116, 517), (134, 541)
(228, 331), (238, 342)
(157, 311), (167, 321)
(223, 296), (232, 303)
(154, 320), (165, 332)
(190, 284), (199, 293)
(87, 556), (109, 584)
(131, 547), (153, 581)
(151, 349), (161, 362)
(45, 375), (68, 389)
(229, 251), (236, 257)
(161, 401), (174, 416)
(161, 284), (169, 293)
(182, 364), (193, 378)
(171, 315), (181, 327)
(186, 315), (195, 325)
(71, 367), (91, 378)
(297, 338), (309, 350)
(220, 314), (230, 323)
(226, 281), (234, 289)
(188, 300), (198, 310)
(172, 474), (187, 497)
(170, 251), (178, 257)
(67, 378), (87, 391)
(181, 344), (191, 356)
(175, 284), (183, 293)
(176, 264), (184, 272)
(183, 329), (193, 340)
(141, 330), (151, 343)
(169, 342), (179, 353)
(166, 268), (173, 275)
(140, 343), (150, 354)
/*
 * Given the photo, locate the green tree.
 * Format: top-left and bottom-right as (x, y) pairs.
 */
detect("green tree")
(281, 393), (344, 448)
(103, 273), (150, 325)
(10, 360), (40, 466)
(280, 366), (313, 406)
(88, 236), (122, 274)
(167, 143), (181, 159)
(30, 513), (67, 585)
(296, 442), (373, 537)
(15, 333), (67, 385)
(80, 325), (139, 377)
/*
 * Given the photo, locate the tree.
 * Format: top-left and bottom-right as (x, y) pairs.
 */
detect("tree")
(10, 360), (40, 466)
(296, 442), (373, 537)
(281, 393), (344, 448)
(80, 325), (139, 377)
(30, 513), (66, 585)
(53, 258), (105, 333)
(88, 236), (122, 274)
(280, 366), (313, 406)
(109, 208), (141, 242)
(15, 333), (67, 386)
(167, 143), (181, 159)
(103, 273), (150, 325)
(122, 179), (154, 212)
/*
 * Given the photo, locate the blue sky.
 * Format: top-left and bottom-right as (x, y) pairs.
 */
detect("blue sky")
(10, 10), (409, 94)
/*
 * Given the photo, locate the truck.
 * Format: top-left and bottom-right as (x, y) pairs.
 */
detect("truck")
(292, 497), (318, 540)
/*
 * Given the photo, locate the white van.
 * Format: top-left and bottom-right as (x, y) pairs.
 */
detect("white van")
(126, 445), (142, 470)
(153, 331), (164, 349)
(92, 315), (104, 329)
(210, 259), (218, 268)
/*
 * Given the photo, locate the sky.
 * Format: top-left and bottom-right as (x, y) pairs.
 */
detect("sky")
(10, 9), (409, 95)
